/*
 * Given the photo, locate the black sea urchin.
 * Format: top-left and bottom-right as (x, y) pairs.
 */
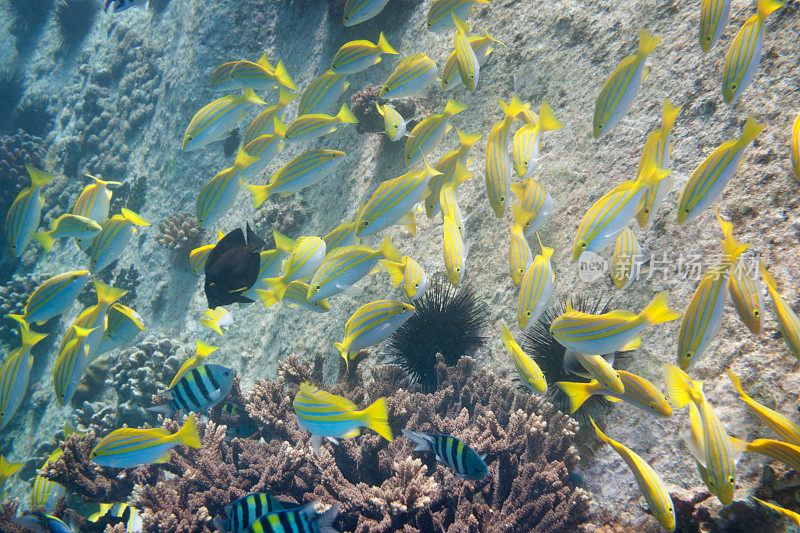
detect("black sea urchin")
(10, 97), (53, 137)
(9, 0), (54, 34)
(54, 0), (99, 50)
(520, 294), (626, 425)
(385, 277), (488, 392)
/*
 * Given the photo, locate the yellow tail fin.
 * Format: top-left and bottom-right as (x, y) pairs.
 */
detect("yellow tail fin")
(443, 98), (467, 118)
(26, 166), (55, 189)
(0, 455), (22, 480)
(336, 103), (358, 124)
(638, 28), (662, 57)
(256, 53), (275, 71)
(255, 288), (279, 308)
(662, 98), (681, 133)
(31, 231), (56, 253)
(451, 13), (469, 35)
(233, 148), (259, 170)
(500, 94), (528, 120)
(176, 416), (201, 449)
(272, 229), (295, 252)
(457, 129), (482, 150)
(452, 162), (473, 186)
(199, 316), (223, 336)
(273, 60), (297, 91)
(639, 291), (681, 325)
(538, 100), (563, 132)
(378, 235), (401, 263)
(277, 87), (298, 108)
(334, 341), (350, 372)
(663, 364), (694, 408)
(17, 319), (48, 350)
(399, 210), (416, 237)
(242, 88), (268, 106)
(377, 31), (398, 55)
(94, 281), (127, 307)
(758, 0), (785, 18)
(589, 416), (615, 446)
(361, 397), (393, 442)
(379, 259), (405, 288)
(556, 381), (592, 413)
(536, 232), (554, 261)
(245, 184), (272, 208)
(121, 208), (150, 227)
(727, 370), (752, 402)
(264, 276), (288, 301)
(739, 114), (766, 145)
(195, 340), (218, 360)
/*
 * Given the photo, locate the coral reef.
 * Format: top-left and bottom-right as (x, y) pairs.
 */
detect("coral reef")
(53, 0), (99, 50)
(385, 278), (489, 392)
(0, 273), (51, 345)
(156, 212), (204, 265)
(0, 70), (25, 132)
(50, 353), (591, 531)
(252, 195), (310, 246)
(8, 0), (54, 35)
(350, 83), (418, 135)
(10, 96), (53, 138)
(0, 133), (44, 218)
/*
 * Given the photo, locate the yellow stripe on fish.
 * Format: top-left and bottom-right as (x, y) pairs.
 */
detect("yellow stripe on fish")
(590, 418), (676, 532)
(379, 53), (437, 99)
(331, 32), (397, 74)
(284, 103), (358, 143)
(405, 98), (467, 167)
(52, 325), (95, 407)
(72, 174), (122, 231)
(452, 14), (479, 92)
(729, 256), (763, 335)
(441, 29), (504, 90)
(511, 100), (562, 179)
(738, 437), (800, 472)
(4, 166), (53, 257)
(485, 95), (530, 217)
(612, 227), (641, 291)
(90, 416), (201, 468)
(298, 71), (349, 117)
(181, 89), (266, 151)
(189, 229), (225, 274)
(211, 55), (296, 92)
(239, 120), (288, 183)
(170, 340), (218, 389)
(264, 233), (327, 301)
(700, 0), (731, 53)
(557, 369), (672, 416)
(246, 149), (346, 207)
(517, 233), (555, 330)
(793, 112), (800, 181)
(593, 28), (661, 139)
(257, 281), (332, 313)
(442, 213), (466, 287)
(509, 224), (531, 286)
(31, 448), (63, 510)
(89, 208), (150, 273)
(635, 98), (681, 227)
(510, 178), (554, 238)
(761, 263), (800, 361)
(343, 0), (391, 26)
(426, 130), (480, 219)
(728, 370), (800, 446)
(243, 88), (296, 145)
(380, 255), (429, 300)
(196, 150), (257, 229)
(334, 300), (415, 370)
(32, 214), (101, 253)
(499, 321), (546, 393)
(427, 0), (489, 33)
(677, 116), (765, 225)
(376, 103), (408, 141)
(754, 498), (800, 527)
(322, 220), (358, 251)
(721, 0), (784, 104)
(551, 292), (680, 355)
(23, 270), (91, 325)
(0, 318), (47, 429)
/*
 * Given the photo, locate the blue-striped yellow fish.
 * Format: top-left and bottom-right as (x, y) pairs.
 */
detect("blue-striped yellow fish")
(181, 89), (266, 151)
(331, 32), (397, 74)
(169, 340), (219, 389)
(563, 350), (623, 394)
(518, 234), (555, 330)
(264, 234), (327, 301)
(323, 220), (357, 251)
(636, 98), (681, 227)
(335, 300), (415, 368)
(190, 230), (225, 274)
(677, 115), (764, 225)
(590, 418), (676, 531)
(23, 270), (91, 325)
(557, 369), (672, 416)
(31, 449), (64, 512)
(593, 28), (661, 139)
(298, 71), (349, 117)
(572, 157), (670, 261)
(722, 0), (784, 103)
(552, 292), (680, 355)
(0, 455), (21, 488)
(53, 324), (96, 407)
(199, 306), (234, 336)
(32, 214), (101, 253)
(294, 382), (392, 449)
(96, 303), (145, 356)
(89, 208), (150, 272)
(239, 121), (288, 183)
(403, 430), (488, 479)
(754, 498), (800, 527)
(793, 112), (800, 181)
(380, 255), (429, 301)
(729, 370), (800, 446)
(246, 149), (346, 207)
(242, 248), (289, 301)
(239, 502), (340, 533)
(511, 178), (554, 238)
(441, 29), (504, 90)
(196, 150), (257, 229)
(149, 364), (235, 417)
(612, 227), (641, 290)
(664, 364), (742, 505)
(405, 98), (467, 167)
(427, 0), (489, 33)
(4, 166), (53, 257)
(499, 321), (546, 393)
(91, 416), (201, 468)
(426, 130), (480, 218)
(738, 437), (800, 472)
(243, 88), (296, 144)
(442, 212), (466, 287)
(257, 281), (331, 313)
(211, 55), (296, 92)
(355, 159), (441, 237)
(686, 400), (714, 493)
(700, 0), (731, 53)
(761, 263), (800, 361)
(343, 0), (390, 26)
(729, 256), (763, 335)
(438, 163), (472, 234)
(0, 318), (47, 429)
(213, 492), (288, 533)
(307, 236), (400, 302)
(509, 224), (532, 286)
(379, 53), (437, 99)
(452, 14), (479, 91)
(376, 103), (408, 141)
(72, 174), (121, 228)
(512, 100), (563, 179)
(485, 95), (530, 217)
(284, 103), (358, 143)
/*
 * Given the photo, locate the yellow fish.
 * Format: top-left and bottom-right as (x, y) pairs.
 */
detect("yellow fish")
(170, 340), (219, 388)
(793, 111), (800, 181)
(761, 262), (800, 361)
(4, 166), (53, 257)
(728, 370), (800, 446)
(511, 100), (562, 179)
(485, 95), (529, 217)
(508, 224), (531, 286)
(499, 321), (546, 393)
(753, 498), (800, 527)
(181, 89), (266, 151)
(331, 32), (397, 74)
(557, 370), (672, 416)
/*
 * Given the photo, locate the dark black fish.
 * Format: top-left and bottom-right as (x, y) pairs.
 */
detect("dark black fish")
(204, 224), (265, 308)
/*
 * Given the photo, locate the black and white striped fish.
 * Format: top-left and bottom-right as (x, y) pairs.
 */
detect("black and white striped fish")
(104, 0), (148, 13)
(402, 429), (489, 480)
(213, 492), (290, 533)
(148, 364), (235, 417)
(244, 502), (340, 533)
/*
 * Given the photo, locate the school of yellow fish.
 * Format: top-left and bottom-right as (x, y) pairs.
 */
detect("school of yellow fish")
(2, 0), (800, 530)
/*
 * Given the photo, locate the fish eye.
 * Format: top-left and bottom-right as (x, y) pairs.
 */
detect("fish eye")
(728, 476), (734, 483)
(526, 221), (531, 228)
(643, 208), (650, 213)
(316, 285), (321, 291)
(363, 221), (370, 227)
(456, 267), (461, 272)
(500, 196), (505, 202)
(731, 84), (736, 90)
(224, 371), (231, 376)
(581, 243), (586, 248)
(414, 283), (419, 288)
(754, 311), (759, 317)
(526, 311), (531, 317)
(684, 208), (690, 213)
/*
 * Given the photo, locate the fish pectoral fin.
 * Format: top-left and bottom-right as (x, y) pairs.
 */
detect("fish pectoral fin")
(682, 434), (707, 468)
(326, 437), (341, 445)
(343, 428), (360, 438)
(311, 435), (323, 451)
(153, 453), (171, 464)
(228, 286), (250, 294)
(619, 336), (642, 351)
(207, 389), (222, 403)
(729, 435), (747, 462)
(601, 395), (622, 403)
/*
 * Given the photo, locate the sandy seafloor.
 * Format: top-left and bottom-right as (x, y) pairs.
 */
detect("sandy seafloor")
(0, 0), (799, 529)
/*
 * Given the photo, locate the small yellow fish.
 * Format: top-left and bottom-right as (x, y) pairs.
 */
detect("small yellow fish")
(612, 227), (641, 291)
(375, 103), (407, 141)
(297, 72), (347, 117)
(442, 212), (466, 286)
(335, 300), (415, 369)
(440, 29), (505, 90)
(485, 95), (529, 217)
(380, 256), (429, 301)
(427, 0), (489, 33)
(737, 437), (800, 472)
(379, 53), (437, 99)
(508, 224), (531, 286)
(72, 174), (122, 227)
(517, 234), (555, 330)
(793, 112), (800, 181)
(32, 214), (101, 253)
(452, 14), (479, 91)
(761, 263), (800, 361)
(510, 178), (554, 238)
(210, 55), (296, 92)
(90, 416), (201, 468)
(331, 32), (397, 74)
(89, 208), (150, 273)
(343, 0), (391, 26)
(199, 307), (234, 336)
(426, 130), (480, 218)
(699, 0), (731, 53)
(728, 370), (800, 446)
(499, 321), (546, 393)
(563, 351), (624, 394)
(181, 89), (266, 151)
(753, 498), (800, 527)
(284, 104), (358, 143)
(170, 340), (219, 388)
(511, 100), (562, 179)
(4, 166), (53, 257)
(729, 256), (763, 335)
(405, 98), (467, 167)
(243, 87), (296, 143)
(558, 370), (672, 416)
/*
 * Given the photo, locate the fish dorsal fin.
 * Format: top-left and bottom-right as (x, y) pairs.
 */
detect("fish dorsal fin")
(246, 223), (266, 252)
(397, 53), (429, 70)
(205, 228), (246, 273)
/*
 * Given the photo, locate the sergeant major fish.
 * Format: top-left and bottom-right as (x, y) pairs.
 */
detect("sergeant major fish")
(148, 364), (235, 417)
(403, 430), (488, 479)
